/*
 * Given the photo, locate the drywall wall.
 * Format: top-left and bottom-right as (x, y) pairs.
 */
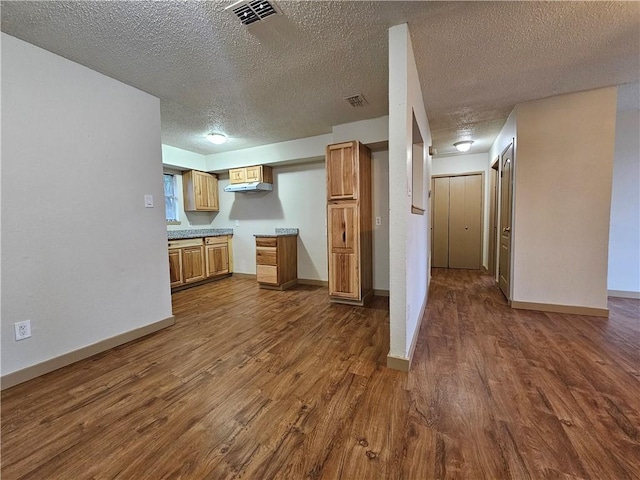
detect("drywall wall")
(608, 83), (640, 295)
(432, 153), (491, 269)
(217, 161), (328, 280)
(372, 151), (391, 291)
(388, 23), (432, 365)
(163, 148), (391, 290)
(205, 134), (332, 173)
(1, 34), (173, 378)
(513, 87), (617, 309)
(162, 144), (207, 171)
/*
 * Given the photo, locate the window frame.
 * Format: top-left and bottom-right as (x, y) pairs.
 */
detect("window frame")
(164, 173), (180, 224)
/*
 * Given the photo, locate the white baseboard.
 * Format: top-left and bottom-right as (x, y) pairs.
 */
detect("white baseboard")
(608, 290), (640, 299)
(1, 316), (175, 390)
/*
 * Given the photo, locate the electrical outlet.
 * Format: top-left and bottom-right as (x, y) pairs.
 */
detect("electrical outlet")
(15, 320), (31, 341)
(375, 216), (382, 226)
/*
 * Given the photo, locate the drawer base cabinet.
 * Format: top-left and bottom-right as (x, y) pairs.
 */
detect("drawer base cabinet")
(255, 235), (298, 290)
(169, 236), (232, 291)
(326, 140), (373, 306)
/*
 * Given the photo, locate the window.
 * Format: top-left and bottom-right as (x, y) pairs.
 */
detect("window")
(164, 173), (179, 222)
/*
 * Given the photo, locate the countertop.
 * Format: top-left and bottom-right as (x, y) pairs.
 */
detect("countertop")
(168, 228), (233, 240)
(254, 228), (299, 238)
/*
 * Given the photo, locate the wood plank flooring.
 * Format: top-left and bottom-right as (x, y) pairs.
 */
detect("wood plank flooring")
(2, 269), (639, 479)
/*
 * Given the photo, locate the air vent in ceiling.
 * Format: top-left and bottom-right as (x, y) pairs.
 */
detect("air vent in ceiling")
(227, 0), (281, 26)
(344, 94), (368, 108)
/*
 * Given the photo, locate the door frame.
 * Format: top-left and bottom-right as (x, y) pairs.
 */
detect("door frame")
(498, 141), (515, 301)
(430, 171), (485, 271)
(488, 157), (500, 277)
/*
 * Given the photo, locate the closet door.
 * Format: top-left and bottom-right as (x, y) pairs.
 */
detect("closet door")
(432, 177), (450, 268)
(431, 174), (482, 270)
(449, 175), (482, 269)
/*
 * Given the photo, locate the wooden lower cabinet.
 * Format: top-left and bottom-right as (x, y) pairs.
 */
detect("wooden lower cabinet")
(328, 203), (360, 299)
(168, 249), (183, 288)
(182, 246), (205, 283)
(205, 237), (229, 277)
(255, 235), (297, 290)
(169, 236), (232, 290)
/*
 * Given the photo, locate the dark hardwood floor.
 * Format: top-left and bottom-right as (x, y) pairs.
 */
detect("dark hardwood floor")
(2, 270), (639, 479)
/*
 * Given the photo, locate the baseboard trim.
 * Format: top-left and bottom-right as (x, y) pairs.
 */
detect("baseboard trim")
(1, 316), (175, 390)
(298, 279), (328, 287)
(231, 272), (256, 280)
(373, 289), (390, 297)
(608, 290), (640, 299)
(511, 301), (609, 318)
(386, 355), (411, 372)
(387, 292), (428, 372)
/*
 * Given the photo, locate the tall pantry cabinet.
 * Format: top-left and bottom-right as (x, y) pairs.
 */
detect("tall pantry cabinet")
(326, 140), (373, 305)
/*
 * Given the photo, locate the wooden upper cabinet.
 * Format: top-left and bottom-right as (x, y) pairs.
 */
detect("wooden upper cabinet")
(326, 142), (358, 200)
(229, 165), (273, 184)
(229, 168), (246, 184)
(182, 170), (219, 212)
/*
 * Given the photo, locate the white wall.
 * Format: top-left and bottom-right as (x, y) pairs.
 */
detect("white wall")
(162, 144), (207, 171)
(1, 34), (173, 377)
(432, 153), (491, 268)
(217, 161), (328, 279)
(513, 87), (617, 309)
(388, 24), (432, 363)
(608, 84), (640, 295)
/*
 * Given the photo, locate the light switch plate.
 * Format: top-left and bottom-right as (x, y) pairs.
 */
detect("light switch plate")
(235, 220), (240, 227)
(144, 195), (154, 208)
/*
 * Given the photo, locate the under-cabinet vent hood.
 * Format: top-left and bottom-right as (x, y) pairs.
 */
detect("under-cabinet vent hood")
(224, 182), (273, 193)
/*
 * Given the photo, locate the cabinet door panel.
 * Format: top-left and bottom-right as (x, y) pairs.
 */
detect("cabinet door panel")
(329, 253), (358, 297)
(328, 203), (358, 252)
(328, 203), (359, 298)
(229, 168), (246, 184)
(256, 247), (277, 266)
(257, 265), (278, 284)
(206, 244), (229, 277)
(327, 143), (357, 200)
(168, 249), (183, 287)
(183, 246), (205, 283)
(245, 166), (261, 182)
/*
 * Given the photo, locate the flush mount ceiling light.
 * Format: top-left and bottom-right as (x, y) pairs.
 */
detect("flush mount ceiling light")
(206, 133), (227, 145)
(453, 140), (474, 152)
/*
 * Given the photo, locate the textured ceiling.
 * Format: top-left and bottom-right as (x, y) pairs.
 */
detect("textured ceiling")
(1, 1), (638, 157)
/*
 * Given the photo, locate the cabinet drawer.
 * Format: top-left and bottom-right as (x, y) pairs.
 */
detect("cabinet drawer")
(205, 236), (227, 245)
(257, 265), (278, 284)
(256, 237), (277, 247)
(256, 247), (277, 265)
(168, 238), (203, 249)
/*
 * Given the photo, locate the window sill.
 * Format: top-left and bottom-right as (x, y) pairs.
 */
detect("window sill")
(166, 220), (181, 225)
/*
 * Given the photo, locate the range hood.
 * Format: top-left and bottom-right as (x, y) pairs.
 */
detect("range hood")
(224, 181), (273, 193)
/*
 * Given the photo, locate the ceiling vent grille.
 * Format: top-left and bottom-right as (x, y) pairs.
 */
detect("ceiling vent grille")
(344, 94), (368, 108)
(227, 0), (281, 26)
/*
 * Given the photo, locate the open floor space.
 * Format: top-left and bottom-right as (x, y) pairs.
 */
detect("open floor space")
(2, 270), (639, 479)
